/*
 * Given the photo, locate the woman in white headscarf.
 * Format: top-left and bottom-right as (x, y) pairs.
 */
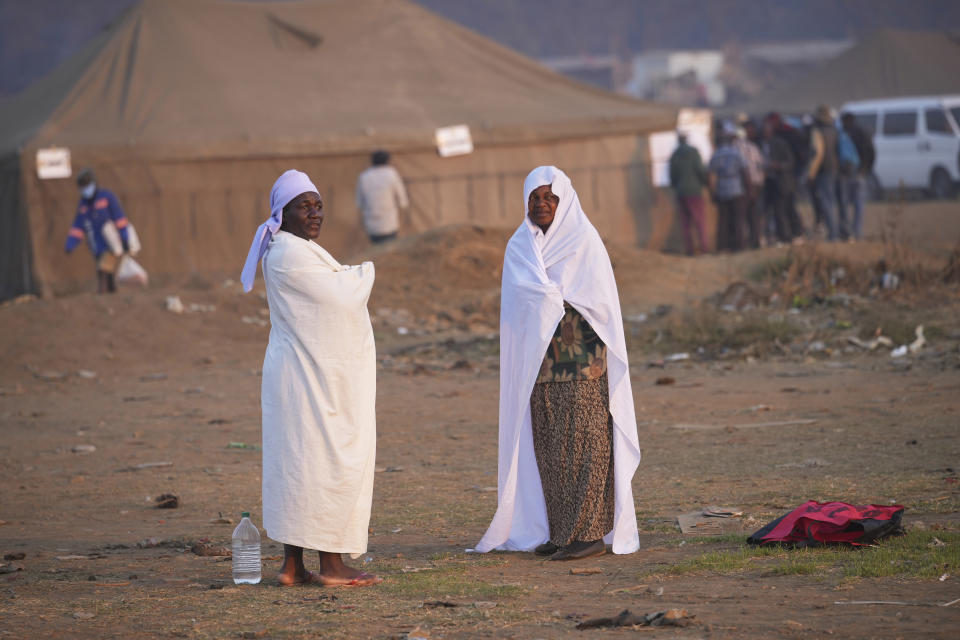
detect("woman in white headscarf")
(473, 166), (641, 560)
(241, 170), (381, 586)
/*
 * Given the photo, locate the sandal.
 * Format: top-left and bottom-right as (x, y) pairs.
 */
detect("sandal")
(549, 539), (606, 561)
(341, 571), (383, 587)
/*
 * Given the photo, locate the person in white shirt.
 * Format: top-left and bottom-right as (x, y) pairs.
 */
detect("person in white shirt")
(355, 150), (409, 244)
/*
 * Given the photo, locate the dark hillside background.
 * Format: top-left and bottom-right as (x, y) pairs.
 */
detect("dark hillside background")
(416, 0), (960, 56)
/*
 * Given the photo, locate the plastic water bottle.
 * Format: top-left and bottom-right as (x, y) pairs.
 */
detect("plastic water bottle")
(231, 512), (261, 584)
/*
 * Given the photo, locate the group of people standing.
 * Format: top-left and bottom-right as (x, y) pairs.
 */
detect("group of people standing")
(669, 105), (876, 255)
(239, 166), (640, 586)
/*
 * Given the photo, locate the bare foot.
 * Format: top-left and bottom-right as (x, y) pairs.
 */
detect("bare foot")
(300, 550), (383, 587)
(277, 569), (317, 586)
(277, 545), (317, 586)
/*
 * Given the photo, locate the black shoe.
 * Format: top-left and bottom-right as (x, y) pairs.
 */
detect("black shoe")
(534, 541), (558, 556)
(549, 539), (606, 561)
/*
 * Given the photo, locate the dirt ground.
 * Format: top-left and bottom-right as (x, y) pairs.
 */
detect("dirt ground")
(1, 200), (959, 639)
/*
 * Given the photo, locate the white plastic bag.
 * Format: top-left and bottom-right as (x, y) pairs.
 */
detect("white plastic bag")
(116, 255), (149, 287)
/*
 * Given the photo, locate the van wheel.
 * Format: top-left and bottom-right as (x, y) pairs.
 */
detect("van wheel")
(929, 167), (955, 199)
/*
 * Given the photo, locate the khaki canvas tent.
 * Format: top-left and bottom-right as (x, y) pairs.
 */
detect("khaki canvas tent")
(736, 29), (960, 116)
(0, 0), (677, 300)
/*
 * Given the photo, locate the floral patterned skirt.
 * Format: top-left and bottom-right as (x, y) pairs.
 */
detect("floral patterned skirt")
(530, 373), (614, 546)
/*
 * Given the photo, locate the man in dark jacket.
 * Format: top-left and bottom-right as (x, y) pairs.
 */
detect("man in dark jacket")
(839, 112), (876, 241)
(669, 130), (710, 255)
(767, 112), (807, 243)
(761, 115), (800, 243)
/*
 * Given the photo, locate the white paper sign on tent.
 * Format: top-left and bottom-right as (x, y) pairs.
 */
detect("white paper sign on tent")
(36, 147), (72, 180)
(648, 108), (713, 187)
(435, 125), (474, 157)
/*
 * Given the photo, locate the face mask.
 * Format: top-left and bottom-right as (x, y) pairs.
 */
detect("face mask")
(80, 183), (96, 199)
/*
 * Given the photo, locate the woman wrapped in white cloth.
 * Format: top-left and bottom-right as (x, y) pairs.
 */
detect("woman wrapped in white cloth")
(241, 170), (381, 587)
(472, 166), (642, 561)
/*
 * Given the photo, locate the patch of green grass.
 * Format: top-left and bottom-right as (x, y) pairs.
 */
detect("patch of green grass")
(770, 560), (822, 576)
(844, 530), (960, 579)
(724, 317), (799, 349)
(430, 551), (459, 563)
(381, 566), (525, 599)
(681, 534), (748, 545)
(769, 549), (834, 576)
(427, 550), (506, 567)
(373, 499), (491, 531)
(907, 496), (960, 514)
(630, 307), (801, 355)
(920, 324), (945, 340)
(378, 550), (522, 599)
(643, 531), (960, 580)
(638, 521), (679, 534)
(656, 546), (783, 576)
(748, 255), (794, 283)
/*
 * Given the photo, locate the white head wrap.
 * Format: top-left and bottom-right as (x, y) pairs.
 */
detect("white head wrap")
(241, 169), (319, 292)
(521, 165), (583, 239)
(472, 166), (641, 555)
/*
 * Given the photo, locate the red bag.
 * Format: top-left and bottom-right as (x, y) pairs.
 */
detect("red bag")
(748, 501), (904, 547)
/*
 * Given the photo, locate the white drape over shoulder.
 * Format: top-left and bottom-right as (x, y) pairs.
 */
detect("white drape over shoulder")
(473, 166), (641, 555)
(261, 230), (376, 556)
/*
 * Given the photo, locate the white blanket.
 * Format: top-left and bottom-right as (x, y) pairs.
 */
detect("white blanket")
(473, 166), (641, 555)
(260, 230), (376, 556)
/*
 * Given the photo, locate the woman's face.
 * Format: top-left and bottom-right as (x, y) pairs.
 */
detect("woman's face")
(281, 191), (324, 240)
(527, 184), (559, 231)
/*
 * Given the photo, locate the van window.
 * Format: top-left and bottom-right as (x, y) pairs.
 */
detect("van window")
(925, 108), (952, 134)
(950, 107), (960, 131)
(882, 111), (917, 136)
(853, 112), (877, 136)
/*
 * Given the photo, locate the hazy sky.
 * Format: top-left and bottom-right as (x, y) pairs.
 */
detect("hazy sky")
(3, 0), (960, 97)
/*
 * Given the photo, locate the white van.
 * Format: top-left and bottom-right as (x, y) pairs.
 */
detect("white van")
(840, 95), (960, 199)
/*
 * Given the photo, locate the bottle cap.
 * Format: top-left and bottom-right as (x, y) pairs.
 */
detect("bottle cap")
(241, 511), (250, 518)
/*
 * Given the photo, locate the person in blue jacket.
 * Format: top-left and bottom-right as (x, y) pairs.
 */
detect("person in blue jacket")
(64, 168), (131, 293)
